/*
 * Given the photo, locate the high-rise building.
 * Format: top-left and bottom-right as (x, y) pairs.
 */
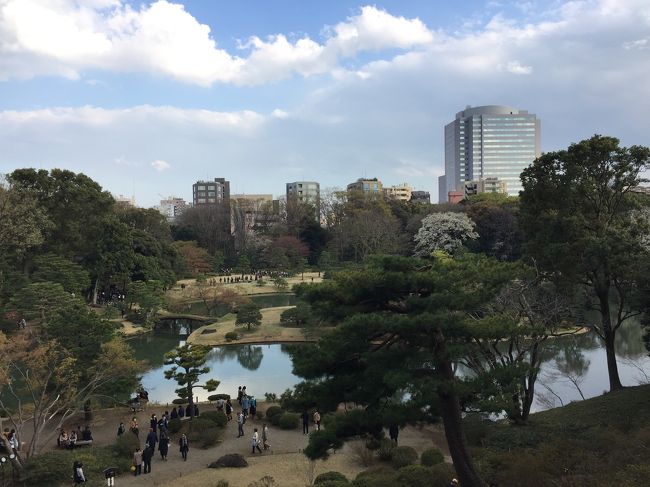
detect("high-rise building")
(410, 190), (431, 204)
(286, 181), (320, 219)
(464, 178), (508, 197)
(156, 196), (188, 222)
(383, 183), (412, 201)
(439, 105), (541, 202)
(347, 178), (383, 194)
(192, 178), (230, 206)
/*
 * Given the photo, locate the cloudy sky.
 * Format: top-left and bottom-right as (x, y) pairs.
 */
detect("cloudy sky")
(0, 0), (648, 206)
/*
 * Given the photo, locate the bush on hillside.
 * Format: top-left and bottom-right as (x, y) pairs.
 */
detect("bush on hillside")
(396, 465), (432, 486)
(278, 412), (300, 430)
(421, 447), (444, 466)
(377, 439), (394, 461)
(314, 471), (349, 484)
(390, 446), (418, 469)
(265, 406), (283, 419)
(209, 453), (249, 468)
(167, 417), (182, 433)
(225, 331), (238, 341)
(114, 431), (140, 457)
(172, 398), (188, 405)
(430, 463), (457, 487)
(201, 410), (228, 427)
(352, 466), (399, 487)
(208, 393), (231, 401)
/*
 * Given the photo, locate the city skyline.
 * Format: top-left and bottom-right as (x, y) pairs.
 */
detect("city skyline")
(1, 0), (649, 207)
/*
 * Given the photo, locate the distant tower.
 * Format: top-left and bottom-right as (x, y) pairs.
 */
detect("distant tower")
(439, 105), (541, 202)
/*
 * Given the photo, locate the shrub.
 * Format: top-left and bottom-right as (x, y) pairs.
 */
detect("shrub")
(315, 471), (349, 484)
(463, 412), (489, 447)
(264, 392), (278, 402)
(225, 331), (238, 341)
(216, 481), (230, 487)
(365, 437), (382, 451)
(317, 482), (350, 487)
(26, 447), (131, 487)
(103, 305), (120, 318)
(396, 465), (431, 486)
(421, 447), (444, 466)
(265, 405), (283, 419)
(430, 463), (457, 487)
(353, 466), (399, 487)
(198, 426), (221, 448)
(208, 393), (231, 401)
(202, 410), (228, 427)
(114, 431), (140, 458)
(278, 412), (300, 430)
(377, 438), (394, 461)
(351, 440), (375, 467)
(390, 446), (418, 469)
(188, 417), (216, 433)
(209, 453), (249, 468)
(172, 398), (188, 405)
(168, 417), (182, 433)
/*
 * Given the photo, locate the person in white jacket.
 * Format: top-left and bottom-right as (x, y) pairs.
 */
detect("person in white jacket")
(251, 428), (262, 454)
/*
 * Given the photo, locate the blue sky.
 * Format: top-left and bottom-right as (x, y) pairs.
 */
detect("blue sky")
(1, 0), (649, 206)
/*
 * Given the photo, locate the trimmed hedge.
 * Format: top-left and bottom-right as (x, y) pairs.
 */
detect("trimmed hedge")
(315, 471), (349, 484)
(396, 465), (431, 486)
(430, 463), (457, 487)
(114, 432), (140, 457)
(390, 446), (418, 469)
(225, 331), (238, 341)
(208, 393), (231, 401)
(377, 438), (394, 461)
(278, 412), (300, 430)
(172, 398), (189, 405)
(167, 417), (182, 434)
(265, 406), (283, 419)
(352, 466), (399, 487)
(201, 410), (228, 427)
(421, 447), (444, 467)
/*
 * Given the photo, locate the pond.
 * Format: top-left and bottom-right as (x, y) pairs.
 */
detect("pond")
(129, 334), (303, 404)
(181, 293), (298, 317)
(128, 320), (650, 411)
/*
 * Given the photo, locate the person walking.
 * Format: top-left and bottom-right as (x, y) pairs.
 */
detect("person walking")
(313, 410), (321, 431)
(237, 411), (245, 437)
(150, 414), (158, 433)
(237, 386), (243, 405)
(179, 433), (189, 461)
(242, 395), (250, 419)
(159, 431), (169, 461)
(262, 423), (270, 450)
(133, 448), (143, 476)
(301, 410), (309, 435)
(251, 428), (262, 454)
(142, 445), (154, 474)
(72, 461), (86, 484)
(130, 417), (139, 437)
(145, 428), (158, 450)
(225, 399), (233, 421)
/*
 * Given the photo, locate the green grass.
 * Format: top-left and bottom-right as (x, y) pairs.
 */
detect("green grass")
(467, 385), (650, 486)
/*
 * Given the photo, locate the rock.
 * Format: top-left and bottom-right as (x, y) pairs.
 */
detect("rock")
(209, 453), (249, 468)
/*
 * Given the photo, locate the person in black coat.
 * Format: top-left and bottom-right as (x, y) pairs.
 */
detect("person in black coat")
(72, 461), (86, 484)
(145, 428), (158, 450)
(158, 431), (169, 461)
(142, 445), (154, 474)
(179, 434), (189, 461)
(170, 407), (178, 420)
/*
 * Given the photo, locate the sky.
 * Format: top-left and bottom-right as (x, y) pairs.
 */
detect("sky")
(0, 0), (649, 207)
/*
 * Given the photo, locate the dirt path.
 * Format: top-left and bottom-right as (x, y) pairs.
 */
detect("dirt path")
(53, 404), (448, 487)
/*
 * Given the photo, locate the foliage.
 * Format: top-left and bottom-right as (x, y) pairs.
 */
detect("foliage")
(264, 392), (278, 402)
(172, 240), (215, 277)
(520, 135), (650, 391)
(208, 393), (231, 401)
(315, 471), (349, 484)
(280, 303), (312, 327)
(247, 475), (276, 487)
(225, 331), (239, 341)
(413, 211), (478, 256)
(167, 418), (182, 433)
(377, 439), (394, 461)
(127, 280), (165, 324)
(10, 281), (74, 320)
(201, 410), (228, 427)
(421, 447), (445, 466)
(25, 447), (131, 487)
(164, 344), (220, 418)
(277, 412), (300, 430)
(114, 431), (141, 458)
(389, 446), (418, 469)
(351, 440), (376, 467)
(273, 276), (289, 291)
(352, 466), (399, 487)
(429, 463), (457, 487)
(0, 185), (51, 261)
(235, 302), (262, 331)
(31, 253), (91, 294)
(396, 465), (432, 485)
(265, 406), (284, 419)
(209, 453), (249, 468)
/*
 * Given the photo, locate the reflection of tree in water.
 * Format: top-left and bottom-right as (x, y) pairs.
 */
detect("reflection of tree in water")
(206, 346), (239, 363)
(538, 336), (591, 405)
(237, 345), (263, 370)
(614, 320), (646, 359)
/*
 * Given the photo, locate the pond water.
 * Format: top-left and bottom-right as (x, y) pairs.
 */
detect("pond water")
(181, 293), (297, 317)
(129, 335), (303, 404)
(129, 320), (650, 411)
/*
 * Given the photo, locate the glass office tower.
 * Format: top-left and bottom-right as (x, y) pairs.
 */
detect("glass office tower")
(439, 105), (541, 202)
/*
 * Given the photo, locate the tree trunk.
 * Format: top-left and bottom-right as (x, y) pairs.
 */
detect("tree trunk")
(438, 365), (487, 487)
(596, 283), (623, 391)
(187, 381), (194, 419)
(92, 277), (99, 305)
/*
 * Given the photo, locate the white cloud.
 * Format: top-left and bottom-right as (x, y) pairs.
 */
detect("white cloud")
(151, 159), (170, 171)
(506, 60), (533, 74)
(0, 1), (435, 85)
(623, 38), (649, 50)
(271, 109), (289, 119)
